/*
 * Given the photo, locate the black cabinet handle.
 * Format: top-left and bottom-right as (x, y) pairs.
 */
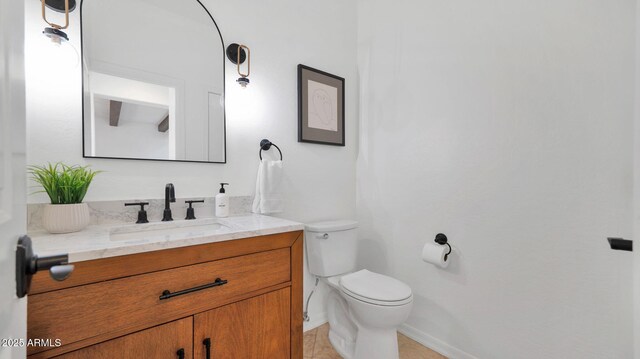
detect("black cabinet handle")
(159, 278), (228, 300)
(203, 338), (211, 359)
(176, 348), (185, 359)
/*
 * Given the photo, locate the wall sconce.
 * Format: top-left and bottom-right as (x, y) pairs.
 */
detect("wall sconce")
(41, 0), (76, 44)
(226, 43), (250, 88)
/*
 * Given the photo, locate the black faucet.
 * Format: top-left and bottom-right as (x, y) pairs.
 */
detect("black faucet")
(185, 199), (205, 220)
(162, 183), (176, 221)
(124, 202), (149, 224)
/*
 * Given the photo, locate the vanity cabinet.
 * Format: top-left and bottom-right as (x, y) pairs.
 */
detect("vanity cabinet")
(194, 288), (291, 358)
(54, 318), (193, 359)
(27, 231), (303, 359)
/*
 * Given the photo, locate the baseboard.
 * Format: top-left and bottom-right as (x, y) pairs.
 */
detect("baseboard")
(398, 323), (478, 359)
(303, 311), (328, 332)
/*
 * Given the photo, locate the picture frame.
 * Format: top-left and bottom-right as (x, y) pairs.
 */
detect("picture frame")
(298, 64), (345, 146)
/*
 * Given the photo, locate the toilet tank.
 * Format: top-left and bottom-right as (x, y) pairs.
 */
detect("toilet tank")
(305, 220), (358, 277)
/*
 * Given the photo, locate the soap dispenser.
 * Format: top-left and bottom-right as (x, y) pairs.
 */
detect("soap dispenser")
(215, 183), (229, 218)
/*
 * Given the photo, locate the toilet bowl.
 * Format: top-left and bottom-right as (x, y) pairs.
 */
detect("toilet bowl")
(324, 270), (413, 359)
(305, 220), (413, 359)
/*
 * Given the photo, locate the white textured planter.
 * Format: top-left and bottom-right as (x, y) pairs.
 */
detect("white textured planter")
(42, 203), (90, 234)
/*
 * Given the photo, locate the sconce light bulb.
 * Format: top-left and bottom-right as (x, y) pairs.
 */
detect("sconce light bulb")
(237, 77), (250, 88)
(39, 27), (80, 69)
(43, 27), (69, 45)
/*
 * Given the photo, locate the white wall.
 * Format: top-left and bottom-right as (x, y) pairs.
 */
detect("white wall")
(357, 1), (634, 358)
(634, 2), (640, 358)
(25, 0), (357, 327)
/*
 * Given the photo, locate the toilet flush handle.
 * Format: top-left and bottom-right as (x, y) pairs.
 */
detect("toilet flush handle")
(317, 233), (329, 239)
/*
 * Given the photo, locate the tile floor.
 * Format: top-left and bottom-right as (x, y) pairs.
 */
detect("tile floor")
(303, 324), (447, 359)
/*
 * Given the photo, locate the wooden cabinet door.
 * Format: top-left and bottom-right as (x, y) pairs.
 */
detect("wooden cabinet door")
(194, 288), (291, 359)
(55, 317), (193, 359)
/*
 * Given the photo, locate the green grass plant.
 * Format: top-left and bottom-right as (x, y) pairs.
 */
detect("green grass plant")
(28, 163), (100, 204)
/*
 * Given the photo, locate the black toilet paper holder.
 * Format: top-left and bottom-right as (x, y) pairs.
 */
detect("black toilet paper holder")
(434, 233), (452, 261)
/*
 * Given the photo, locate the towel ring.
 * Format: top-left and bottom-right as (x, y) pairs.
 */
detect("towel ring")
(259, 139), (283, 161)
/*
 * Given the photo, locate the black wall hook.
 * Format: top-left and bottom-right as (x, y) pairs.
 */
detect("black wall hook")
(434, 233), (452, 261)
(607, 237), (633, 252)
(259, 139), (283, 160)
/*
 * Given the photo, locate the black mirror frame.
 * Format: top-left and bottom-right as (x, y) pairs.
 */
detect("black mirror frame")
(79, 0), (227, 164)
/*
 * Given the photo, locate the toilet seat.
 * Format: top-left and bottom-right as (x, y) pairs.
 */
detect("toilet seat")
(339, 270), (413, 306)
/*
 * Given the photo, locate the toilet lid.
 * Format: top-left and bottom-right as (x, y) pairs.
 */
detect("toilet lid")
(339, 270), (412, 304)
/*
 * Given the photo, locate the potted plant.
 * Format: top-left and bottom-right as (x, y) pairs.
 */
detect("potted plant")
(29, 163), (101, 234)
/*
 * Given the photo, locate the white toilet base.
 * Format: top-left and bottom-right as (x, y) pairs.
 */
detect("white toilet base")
(353, 326), (399, 359)
(326, 290), (357, 358)
(328, 328), (355, 359)
(322, 277), (411, 359)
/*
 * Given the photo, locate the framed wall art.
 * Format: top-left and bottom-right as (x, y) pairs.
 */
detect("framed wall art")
(298, 64), (345, 146)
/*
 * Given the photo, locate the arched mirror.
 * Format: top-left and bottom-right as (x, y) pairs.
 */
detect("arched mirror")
(81, 0), (225, 163)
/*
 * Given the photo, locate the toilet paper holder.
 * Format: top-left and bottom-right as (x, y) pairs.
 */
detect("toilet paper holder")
(434, 233), (452, 261)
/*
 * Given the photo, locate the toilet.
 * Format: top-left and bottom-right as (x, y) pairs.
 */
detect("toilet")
(305, 220), (413, 359)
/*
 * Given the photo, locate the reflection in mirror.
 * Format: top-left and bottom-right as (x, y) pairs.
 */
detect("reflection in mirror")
(93, 97), (171, 160)
(81, 0), (225, 163)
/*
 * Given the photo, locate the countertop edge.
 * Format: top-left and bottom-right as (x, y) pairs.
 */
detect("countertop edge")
(69, 225), (305, 263)
(29, 214), (305, 263)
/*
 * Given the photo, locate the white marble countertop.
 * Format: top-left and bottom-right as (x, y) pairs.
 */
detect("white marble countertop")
(29, 214), (304, 263)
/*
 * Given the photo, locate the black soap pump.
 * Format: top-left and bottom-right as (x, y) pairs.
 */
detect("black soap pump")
(215, 183), (229, 218)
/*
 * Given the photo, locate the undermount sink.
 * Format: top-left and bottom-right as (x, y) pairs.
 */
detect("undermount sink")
(109, 218), (230, 242)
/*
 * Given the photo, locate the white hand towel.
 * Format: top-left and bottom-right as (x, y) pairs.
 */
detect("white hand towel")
(252, 160), (284, 214)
